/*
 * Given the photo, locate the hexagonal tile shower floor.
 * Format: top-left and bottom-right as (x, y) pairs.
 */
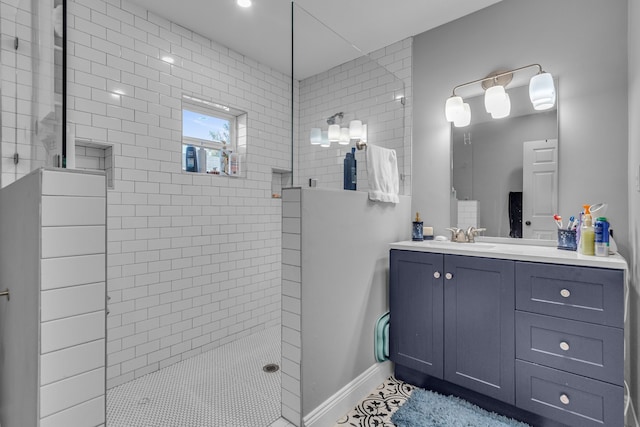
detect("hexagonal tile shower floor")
(107, 326), (281, 427)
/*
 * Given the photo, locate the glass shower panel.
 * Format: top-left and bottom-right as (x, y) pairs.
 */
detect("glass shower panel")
(292, 2), (410, 195)
(0, 0), (63, 188)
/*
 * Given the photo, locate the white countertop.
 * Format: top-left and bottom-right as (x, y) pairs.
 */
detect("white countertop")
(390, 240), (628, 270)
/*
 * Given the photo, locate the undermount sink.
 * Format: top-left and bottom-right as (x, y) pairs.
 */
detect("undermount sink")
(421, 240), (496, 250)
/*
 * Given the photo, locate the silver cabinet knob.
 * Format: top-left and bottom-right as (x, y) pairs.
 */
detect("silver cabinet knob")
(560, 341), (570, 351)
(560, 394), (570, 405)
(560, 289), (571, 298)
(445, 273), (453, 280)
(434, 271), (441, 279)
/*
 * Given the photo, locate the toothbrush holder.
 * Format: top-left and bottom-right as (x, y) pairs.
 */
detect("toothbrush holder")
(557, 229), (577, 251)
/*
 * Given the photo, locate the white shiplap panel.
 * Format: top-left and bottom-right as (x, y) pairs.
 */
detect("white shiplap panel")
(42, 170), (106, 197)
(41, 340), (105, 386)
(40, 368), (105, 418)
(41, 312), (105, 354)
(41, 254), (105, 290)
(42, 226), (105, 259)
(40, 396), (105, 427)
(41, 282), (105, 322)
(42, 196), (106, 226)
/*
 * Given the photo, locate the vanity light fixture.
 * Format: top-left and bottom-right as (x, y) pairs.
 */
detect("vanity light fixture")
(319, 131), (330, 148)
(309, 112), (367, 147)
(237, 0), (252, 7)
(445, 63), (556, 127)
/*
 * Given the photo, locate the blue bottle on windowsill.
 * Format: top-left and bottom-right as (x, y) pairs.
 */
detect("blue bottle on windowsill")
(344, 147), (357, 190)
(185, 145), (198, 172)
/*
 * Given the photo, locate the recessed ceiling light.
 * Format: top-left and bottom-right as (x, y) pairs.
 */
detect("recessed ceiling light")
(237, 0), (251, 8)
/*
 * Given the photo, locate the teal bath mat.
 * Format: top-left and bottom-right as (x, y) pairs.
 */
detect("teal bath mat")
(391, 389), (530, 427)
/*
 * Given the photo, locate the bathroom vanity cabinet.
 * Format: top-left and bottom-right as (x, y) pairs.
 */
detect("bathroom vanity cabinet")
(389, 250), (515, 403)
(389, 243), (626, 427)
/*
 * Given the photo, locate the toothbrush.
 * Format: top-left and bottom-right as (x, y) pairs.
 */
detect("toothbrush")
(567, 216), (575, 230)
(553, 214), (563, 229)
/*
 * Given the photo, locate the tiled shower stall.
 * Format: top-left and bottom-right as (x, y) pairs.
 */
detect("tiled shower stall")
(63, 0), (291, 388)
(1, 0), (412, 425)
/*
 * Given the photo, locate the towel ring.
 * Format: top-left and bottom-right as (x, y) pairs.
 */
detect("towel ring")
(355, 140), (367, 150)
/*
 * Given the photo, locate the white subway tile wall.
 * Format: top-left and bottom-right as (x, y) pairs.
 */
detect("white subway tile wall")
(65, 0), (291, 388)
(297, 39), (412, 195)
(39, 169), (107, 427)
(0, 2), (414, 422)
(281, 188), (301, 426)
(457, 200), (480, 230)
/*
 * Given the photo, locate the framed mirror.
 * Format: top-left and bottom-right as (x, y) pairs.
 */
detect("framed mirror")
(450, 82), (558, 239)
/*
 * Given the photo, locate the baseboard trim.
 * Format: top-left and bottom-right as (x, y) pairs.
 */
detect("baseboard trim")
(303, 361), (392, 427)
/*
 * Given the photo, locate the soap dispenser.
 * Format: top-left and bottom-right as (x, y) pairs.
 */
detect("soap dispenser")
(412, 212), (424, 241)
(579, 204), (595, 255)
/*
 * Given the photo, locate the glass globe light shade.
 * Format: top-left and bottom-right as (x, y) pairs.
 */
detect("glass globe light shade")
(310, 128), (322, 145)
(445, 96), (464, 122)
(484, 85), (507, 114)
(320, 131), (330, 147)
(349, 120), (363, 139)
(453, 103), (471, 127)
(529, 72), (556, 110)
(339, 127), (350, 145)
(491, 93), (511, 119)
(328, 124), (340, 142)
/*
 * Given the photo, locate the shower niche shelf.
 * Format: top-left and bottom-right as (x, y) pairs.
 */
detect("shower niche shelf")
(272, 168), (291, 199)
(73, 140), (114, 189)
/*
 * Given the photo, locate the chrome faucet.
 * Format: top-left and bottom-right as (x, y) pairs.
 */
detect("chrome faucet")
(446, 227), (468, 242)
(465, 226), (486, 243)
(446, 227), (487, 243)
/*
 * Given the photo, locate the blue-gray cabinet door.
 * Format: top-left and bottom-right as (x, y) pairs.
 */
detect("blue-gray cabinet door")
(390, 250), (444, 378)
(443, 255), (515, 404)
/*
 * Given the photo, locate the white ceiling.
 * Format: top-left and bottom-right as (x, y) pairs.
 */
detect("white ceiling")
(128, 0), (503, 80)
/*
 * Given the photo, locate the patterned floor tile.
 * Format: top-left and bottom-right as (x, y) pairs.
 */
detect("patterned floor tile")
(334, 376), (415, 427)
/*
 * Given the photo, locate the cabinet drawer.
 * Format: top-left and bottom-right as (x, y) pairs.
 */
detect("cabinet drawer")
(516, 261), (623, 328)
(516, 360), (623, 427)
(516, 311), (623, 385)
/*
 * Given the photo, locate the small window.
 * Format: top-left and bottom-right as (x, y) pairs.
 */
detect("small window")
(181, 95), (247, 177)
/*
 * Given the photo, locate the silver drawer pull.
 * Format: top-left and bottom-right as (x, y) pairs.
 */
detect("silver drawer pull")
(445, 273), (453, 280)
(559, 341), (570, 351)
(434, 272), (441, 279)
(560, 394), (570, 405)
(560, 289), (571, 298)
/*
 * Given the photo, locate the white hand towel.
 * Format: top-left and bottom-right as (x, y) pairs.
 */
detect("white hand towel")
(366, 144), (399, 203)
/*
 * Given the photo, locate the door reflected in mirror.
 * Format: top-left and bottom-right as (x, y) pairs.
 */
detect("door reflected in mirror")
(451, 83), (558, 239)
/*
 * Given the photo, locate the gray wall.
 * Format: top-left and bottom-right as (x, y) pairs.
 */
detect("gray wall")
(412, 0), (629, 258)
(300, 189), (410, 415)
(628, 0), (640, 415)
